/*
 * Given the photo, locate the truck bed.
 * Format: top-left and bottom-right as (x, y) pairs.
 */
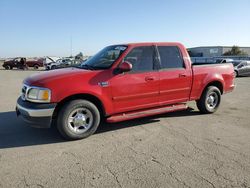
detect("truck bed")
(190, 63), (235, 100)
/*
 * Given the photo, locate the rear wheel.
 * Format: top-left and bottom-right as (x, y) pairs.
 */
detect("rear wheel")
(196, 86), (221, 114)
(57, 100), (100, 140)
(34, 64), (39, 69)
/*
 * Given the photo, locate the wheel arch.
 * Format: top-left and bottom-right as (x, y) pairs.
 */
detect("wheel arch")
(234, 70), (238, 77)
(52, 93), (106, 120)
(203, 80), (224, 96)
(33, 63), (39, 67)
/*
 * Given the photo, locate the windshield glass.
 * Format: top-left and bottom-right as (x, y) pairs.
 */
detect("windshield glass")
(232, 62), (241, 67)
(80, 45), (127, 69)
(237, 62), (246, 68)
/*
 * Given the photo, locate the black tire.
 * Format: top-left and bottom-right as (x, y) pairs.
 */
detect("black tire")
(234, 70), (238, 77)
(57, 100), (100, 140)
(34, 64), (39, 69)
(196, 86), (221, 114)
(51, 65), (56, 69)
(4, 65), (10, 70)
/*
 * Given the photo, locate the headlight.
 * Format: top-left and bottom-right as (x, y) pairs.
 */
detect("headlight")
(23, 85), (51, 103)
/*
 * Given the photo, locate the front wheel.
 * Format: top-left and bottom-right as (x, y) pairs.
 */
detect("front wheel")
(57, 100), (100, 140)
(4, 65), (10, 70)
(196, 86), (221, 114)
(234, 70), (238, 77)
(34, 64), (39, 69)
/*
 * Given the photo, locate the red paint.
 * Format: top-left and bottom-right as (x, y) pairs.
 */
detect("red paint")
(24, 42), (235, 121)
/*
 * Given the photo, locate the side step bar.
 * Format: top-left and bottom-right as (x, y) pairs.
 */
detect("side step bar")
(106, 103), (188, 123)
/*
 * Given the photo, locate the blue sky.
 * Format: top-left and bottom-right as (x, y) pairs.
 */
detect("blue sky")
(0, 0), (250, 57)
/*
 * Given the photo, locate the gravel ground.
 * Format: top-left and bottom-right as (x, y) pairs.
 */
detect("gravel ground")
(0, 69), (250, 188)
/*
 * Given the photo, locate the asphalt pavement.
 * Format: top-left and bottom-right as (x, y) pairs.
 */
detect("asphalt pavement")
(0, 69), (250, 188)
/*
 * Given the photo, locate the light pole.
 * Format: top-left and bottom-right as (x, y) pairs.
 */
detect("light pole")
(70, 35), (73, 57)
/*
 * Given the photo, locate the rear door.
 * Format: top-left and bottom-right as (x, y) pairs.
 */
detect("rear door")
(111, 46), (160, 113)
(246, 62), (250, 75)
(157, 45), (192, 105)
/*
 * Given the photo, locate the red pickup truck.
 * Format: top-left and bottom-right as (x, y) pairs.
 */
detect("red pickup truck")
(16, 42), (235, 140)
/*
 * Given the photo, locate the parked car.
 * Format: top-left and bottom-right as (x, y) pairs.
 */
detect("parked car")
(45, 58), (74, 70)
(16, 42), (235, 140)
(191, 57), (233, 65)
(234, 61), (250, 77)
(2, 57), (44, 70)
(215, 58), (234, 64)
(231, 60), (242, 67)
(43, 56), (61, 70)
(2, 57), (20, 69)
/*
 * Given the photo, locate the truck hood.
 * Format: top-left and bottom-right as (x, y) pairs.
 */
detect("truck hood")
(24, 68), (91, 86)
(4, 60), (12, 63)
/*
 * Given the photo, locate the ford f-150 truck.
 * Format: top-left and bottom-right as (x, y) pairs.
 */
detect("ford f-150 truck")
(16, 42), (235, 140)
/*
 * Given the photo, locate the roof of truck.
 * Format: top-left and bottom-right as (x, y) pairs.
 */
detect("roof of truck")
(124, 42), (184, 46)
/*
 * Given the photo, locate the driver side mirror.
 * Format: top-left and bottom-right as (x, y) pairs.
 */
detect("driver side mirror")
(119, 61), (132, 73)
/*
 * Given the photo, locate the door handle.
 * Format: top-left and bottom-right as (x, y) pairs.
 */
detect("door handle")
(145, 76), (154, 81)
(179, 74), (187, 78)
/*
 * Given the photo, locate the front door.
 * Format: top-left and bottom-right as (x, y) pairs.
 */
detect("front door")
(111, 46), (159, 113)
(241, 62), (250, 75)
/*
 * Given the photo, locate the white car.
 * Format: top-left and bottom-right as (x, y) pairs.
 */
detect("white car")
(45, 58), (74, 70)
(234, 61), (250, 77)
(215, 58), (234, 64)
(44, 56), (61, 70)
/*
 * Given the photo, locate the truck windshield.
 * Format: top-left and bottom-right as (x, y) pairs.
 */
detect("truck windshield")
(80, 45), (127, 70)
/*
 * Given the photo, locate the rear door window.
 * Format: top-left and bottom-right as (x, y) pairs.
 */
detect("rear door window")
(157, 46), (184, 69)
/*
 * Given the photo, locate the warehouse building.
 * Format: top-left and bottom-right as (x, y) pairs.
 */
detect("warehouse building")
(188, 46), (250, 57)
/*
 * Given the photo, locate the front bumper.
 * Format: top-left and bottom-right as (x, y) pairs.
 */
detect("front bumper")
(16, 97), (57, 128)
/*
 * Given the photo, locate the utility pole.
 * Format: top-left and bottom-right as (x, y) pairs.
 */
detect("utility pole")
(70, 35), (73, 57)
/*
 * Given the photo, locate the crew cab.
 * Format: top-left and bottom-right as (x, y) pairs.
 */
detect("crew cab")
(16, 42), (235, 140)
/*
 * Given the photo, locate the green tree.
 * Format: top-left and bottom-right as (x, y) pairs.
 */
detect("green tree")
(223, 46), (247, 56)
